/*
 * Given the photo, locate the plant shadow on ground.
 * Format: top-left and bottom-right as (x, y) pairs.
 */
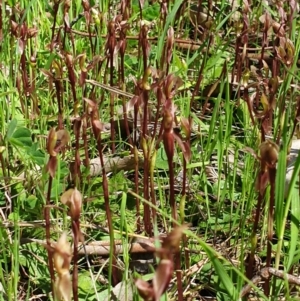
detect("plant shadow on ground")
(0, 0), (300, 300)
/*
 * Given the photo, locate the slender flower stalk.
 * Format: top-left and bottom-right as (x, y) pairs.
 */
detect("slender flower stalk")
(61, 188), (83, 301)
(135, 225), (187, 301)
(45, 128), (70, 297)
(85, 98), (118, 285)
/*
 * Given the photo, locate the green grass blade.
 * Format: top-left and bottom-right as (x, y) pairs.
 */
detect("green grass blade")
(156, 0), (184, 63)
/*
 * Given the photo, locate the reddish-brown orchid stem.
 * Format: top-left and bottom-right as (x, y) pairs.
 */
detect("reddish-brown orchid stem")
(133, 95), (141, 231)
(108, 21), (116, 153)
(65, 55), (78, 115)
(148, 87), (163, 224)
(119, 26), (132, 147)
(44, 175), (55, 296)
(168, 158), (176, 222)
(246, 169), (265, 281)
(50, 2), (60, 51)
(243, 90), (256, 126)
(52, 63), (64, 129)
(62, 3), (69, 50)
(138, 0), (142, 20)
(187, 94), (194, 273)
(260, 18), (268, 69)
(121, 97), (132, 147)
(160, 0), (167, 30)
(163, 103), (176, 223)
(72, 220), (80, 301)
(264, 166), (276, 296)
(231, 35), (242, 101)
(153, 87), (162, 140)
(182, 143), (190, 271)
(176, 268), (184, 301)
(142, 89), (152, 235)
(191, 36), (212, 114)
(20, 44), (29, 111)
(91, 116), (118, 285)
(82, 114), (90, 175)
(109, 87), (115, 154)
(288, 3), (295, 38)
(142, 88), (149, 138)
(149, 150), (157, 223)
(165, 136), (183, 301)
(134, 146), (141, 232)
(73, 119), (82, 187)
(140, 25), (149, 72)
(120, 14), (141, 226)
(81, 0), (94, 54)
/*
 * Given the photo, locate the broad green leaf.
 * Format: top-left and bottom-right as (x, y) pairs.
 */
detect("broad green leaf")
(25, 195), (38, 210)
(78, 272), (95, 293)
(29, 145), (46, 166)
(155, 147), (169, 170)
(9, 127), (32, 148)
(8, 212), (19, 222)
(6, 118), (17, 140)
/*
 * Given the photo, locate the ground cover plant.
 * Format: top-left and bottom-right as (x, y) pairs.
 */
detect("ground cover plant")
(0, 0), (300, 300)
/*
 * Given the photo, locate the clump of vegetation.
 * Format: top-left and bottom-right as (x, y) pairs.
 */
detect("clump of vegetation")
(0, 0), (299, 300)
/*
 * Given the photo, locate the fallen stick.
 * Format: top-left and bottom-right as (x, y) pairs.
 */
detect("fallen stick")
(20, 237), (156, 256)
(87, 154), (144, 176)
(240, 267), (300, 298)
(78, 240), (155, 255)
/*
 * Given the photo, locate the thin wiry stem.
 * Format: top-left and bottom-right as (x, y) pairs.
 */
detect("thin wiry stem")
(44, 176), (55, 297)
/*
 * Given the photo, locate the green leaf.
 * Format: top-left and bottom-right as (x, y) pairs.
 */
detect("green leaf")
(142, 2), (159, 20)
(6, 118), (18, 140)
(275, 143), (287, 232)
(8, 212), (19, 222)
(96, 280), (134, 301)
(9, 127), (32, 148)
(193, 235), (238, 300)
(25, 195), (38, 210)
(155, 147), (169, 170)
(29, 148), (46, 166)
(157, 0), (184, 63)
(20, 243), (49, 279)
(287, 189), (300, 270)
(78, 272), (95, 293)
